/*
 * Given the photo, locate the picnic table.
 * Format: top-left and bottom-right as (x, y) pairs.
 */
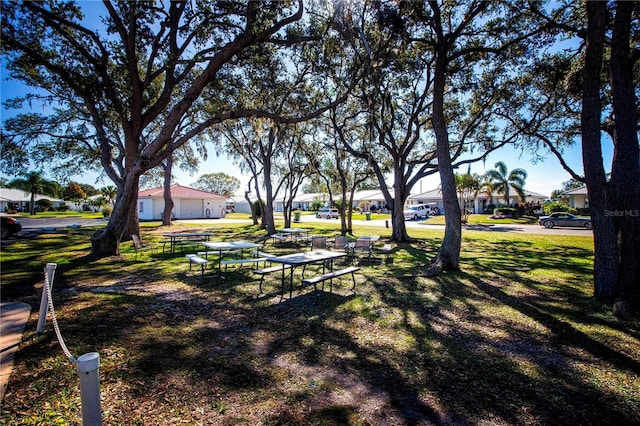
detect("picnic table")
(162, 232), (213, 254)
(277, 227), (311, 243)
(266, 250), (349, 299)
(202, 240), (263, 278)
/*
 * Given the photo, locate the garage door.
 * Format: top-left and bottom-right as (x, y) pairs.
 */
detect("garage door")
(180, 199), (203, 219)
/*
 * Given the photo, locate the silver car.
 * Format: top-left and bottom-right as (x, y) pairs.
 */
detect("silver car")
(403, 205), (429, 220)
(538, 212), (592, 229)
(316, 208), (339, 219)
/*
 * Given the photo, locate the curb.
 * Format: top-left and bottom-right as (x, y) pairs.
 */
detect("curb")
(0, 302), (31, 402)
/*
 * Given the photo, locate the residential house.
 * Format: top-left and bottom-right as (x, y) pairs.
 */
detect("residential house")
(561, 186), (588, 209)
(0, 187), (66, 212)
(410, 186), (548, 214)
(137, 184), (227, 220)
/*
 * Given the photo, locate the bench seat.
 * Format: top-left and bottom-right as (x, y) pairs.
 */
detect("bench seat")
(253, 264), (293, 292)
(270, 234), (288, 245)
(381, 244), (393, 260)
(302, 266), (359, 293)
(220, 257), (268, 272)
(185, 254), (209, 279)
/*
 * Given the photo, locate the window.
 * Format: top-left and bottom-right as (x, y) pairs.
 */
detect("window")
(139, 202), (144, 213)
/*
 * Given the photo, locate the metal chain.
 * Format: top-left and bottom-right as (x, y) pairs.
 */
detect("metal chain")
(44, 267), (77, 364)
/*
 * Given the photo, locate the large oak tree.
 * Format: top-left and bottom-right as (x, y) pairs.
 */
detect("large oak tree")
(1, 0), (323, 257)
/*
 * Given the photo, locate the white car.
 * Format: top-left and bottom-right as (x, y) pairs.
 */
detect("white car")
(316, 208), (339, 219)
(403, 204), (429, 220)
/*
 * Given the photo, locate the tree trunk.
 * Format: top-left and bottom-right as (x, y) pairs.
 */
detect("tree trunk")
(262, 168), (276, 235)
(608, 1), (640, 316)
(581, 1), (619, 302)
(162, 156), (174, 226)
(426, 49), (461, 276)
(390, 169), (411, 241)
(91, 175), (140, 257)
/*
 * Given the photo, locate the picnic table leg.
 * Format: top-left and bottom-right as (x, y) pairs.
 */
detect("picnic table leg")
(279, 265), (286, 300)
(217, 249), (225, 279)
(289, 266), (295, 299)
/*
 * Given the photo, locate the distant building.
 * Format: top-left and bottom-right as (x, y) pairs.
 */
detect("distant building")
(410, 186), (548, 214)
(137, 184), (227, 220)
(0, 187), (66, 212)
(561, 186), (588, 209)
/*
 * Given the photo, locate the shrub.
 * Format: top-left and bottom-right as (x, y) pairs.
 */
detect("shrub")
(543, 202), (575, 215)
(35, 199), (53, 211)
(102, 207), (112, 217)
(484, 203), (496, 214)
(252, 200), (262, 217)
(493, 207), (519, 217)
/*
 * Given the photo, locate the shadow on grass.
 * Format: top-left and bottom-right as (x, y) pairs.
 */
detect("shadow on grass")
(3, 228), (639, 425)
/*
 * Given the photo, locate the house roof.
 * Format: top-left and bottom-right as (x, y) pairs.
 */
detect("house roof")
(292, 192), (325, 203)
(561, 186), (588, 196)
(412, 186), (548, 200)
(354, 189), (391, 201)
(138, 184), (227, 199)
(0, 188), (65, 203)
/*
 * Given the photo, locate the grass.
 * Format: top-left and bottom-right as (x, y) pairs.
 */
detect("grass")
(14, 211), (105, 219)
(425, 214), (539, 225)
(1, 221), (639, 425)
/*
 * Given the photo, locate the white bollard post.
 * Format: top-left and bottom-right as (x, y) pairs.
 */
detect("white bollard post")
(36, 263), (57, 334)
(77, 352), (102, 426)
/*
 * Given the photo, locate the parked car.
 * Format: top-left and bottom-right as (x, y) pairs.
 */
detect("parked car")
(1, 216), (22, 238)
(425, 203), (441, 216)
(316, 208), (339, 219)
(403, 204), (429, 220)
(538, 212), (592, 229)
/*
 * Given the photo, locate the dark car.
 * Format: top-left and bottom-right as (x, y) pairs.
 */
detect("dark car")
(1, 216), (22, 238)
(538, 212), (592, 229)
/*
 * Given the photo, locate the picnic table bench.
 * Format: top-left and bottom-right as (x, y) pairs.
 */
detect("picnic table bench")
(185, 254), (210, 280)
(302, 266), (359, 293)
(220, 257), (268, 273)
(253, 264), (293, 292)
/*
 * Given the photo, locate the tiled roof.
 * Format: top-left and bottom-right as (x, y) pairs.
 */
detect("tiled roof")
(138, 184), (227, 199)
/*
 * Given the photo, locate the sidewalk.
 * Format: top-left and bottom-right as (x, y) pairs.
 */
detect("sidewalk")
(0, 302), (31, 402)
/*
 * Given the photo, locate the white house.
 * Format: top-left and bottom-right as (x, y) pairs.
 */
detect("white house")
(0, 187), (66, 212)
(410, 186), (548, 214)
(137, 184), (227, 220)
(561, 186), (588, 209)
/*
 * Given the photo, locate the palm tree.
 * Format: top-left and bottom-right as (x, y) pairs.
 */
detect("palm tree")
(454, 172), (482, 223)
(7, 171), (57, 215)
(100, 186), (118, 205)
(480, 181), (495, 203)
(484, 161), (527, 206)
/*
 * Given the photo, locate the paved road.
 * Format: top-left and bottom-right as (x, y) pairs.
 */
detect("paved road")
(3, 214), (593, 238)
(18, 216), (107, 229)
(178, 214), (594, 237)
(2, 216), (107, 241)
(317, 217), (592, 236)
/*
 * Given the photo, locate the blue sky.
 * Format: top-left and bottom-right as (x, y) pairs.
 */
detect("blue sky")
(1, 2), (612, 198)
(0, 70), (607, 198)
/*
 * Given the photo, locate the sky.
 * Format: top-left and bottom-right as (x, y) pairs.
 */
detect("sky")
(1, 2), (612, 199)
(0, 67), (607, 199)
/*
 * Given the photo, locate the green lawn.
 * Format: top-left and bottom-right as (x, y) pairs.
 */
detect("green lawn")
(425, 213), (539, 225)
(1, 222), (638, 425)
(15, 211), (105, 219)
